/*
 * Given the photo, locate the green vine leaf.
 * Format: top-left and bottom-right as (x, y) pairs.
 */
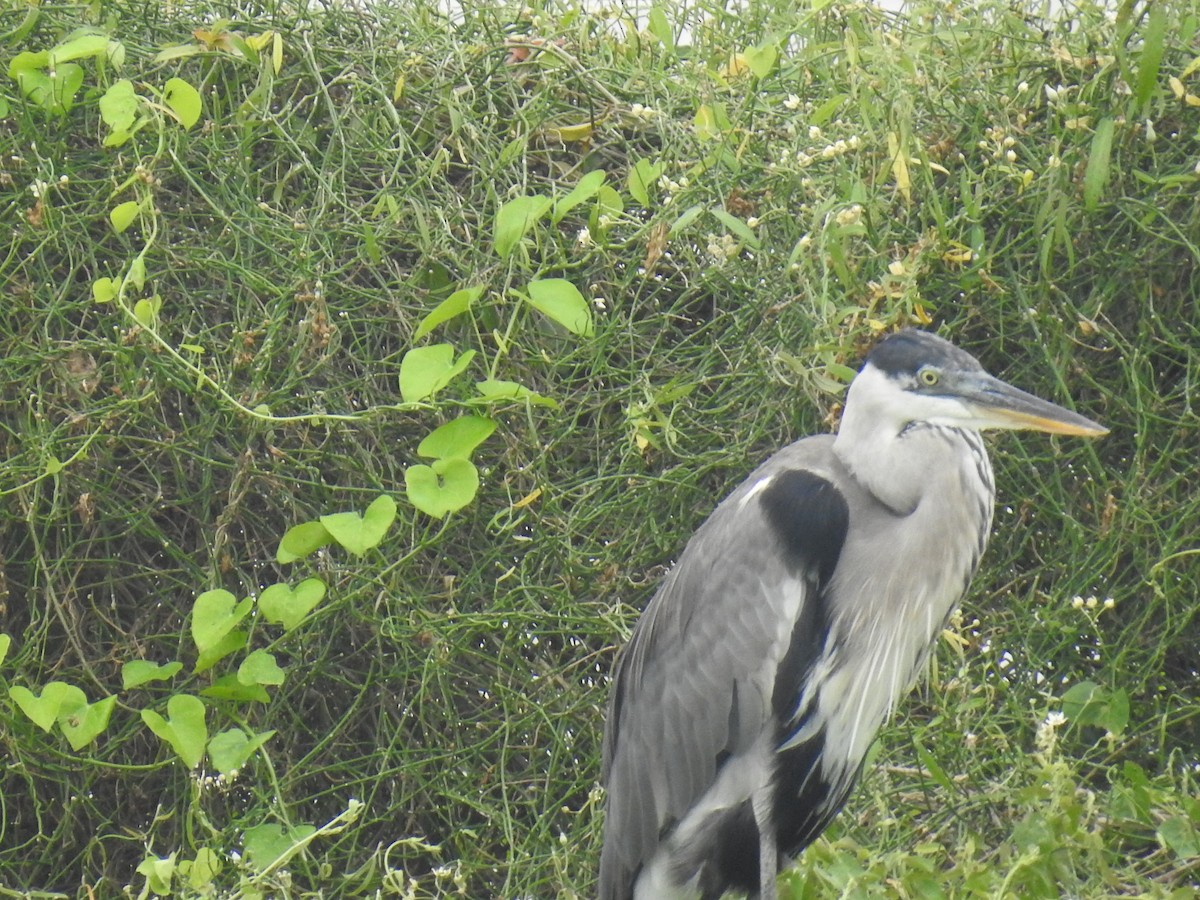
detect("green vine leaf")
(122, 660), (183, 689)
(319, 494), (397, 556)
(208, 728), (275, 777)
(417, 415), (496, 460)
(413, 285), (484, 339)
(405, 457), (479, 518)
(275, 521), (333, 564)
(523, 279), (594, 337)
(163, 77), (202, 129)
(141, 693), (208, 768)
(258, 578), (327, 631)
(398, 344), (476, 403)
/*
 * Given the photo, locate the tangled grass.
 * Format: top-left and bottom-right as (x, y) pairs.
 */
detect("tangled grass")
(0, 0), (1197, 896)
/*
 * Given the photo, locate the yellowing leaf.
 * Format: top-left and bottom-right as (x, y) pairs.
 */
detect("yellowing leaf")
(543, 121), (593, 142)
(244, 31), (274, 52)
(722, 53), (750, 79)
(512, 487), (543, 509)
(941, 244), (974, 265)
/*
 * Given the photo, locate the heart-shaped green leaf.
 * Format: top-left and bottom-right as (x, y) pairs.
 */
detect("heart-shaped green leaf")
(208, 728), (275, 776)
(417, 415), (496, 460)
(60, 694), (116, 750)
(398, 344), (476, 403)
(191, 589), (253, 655)
(405, 458), (479, 518)
(742, 42), (778, 79)
(493, 194), (553, 258)
(122, 660), (183, 689)
(258, 578), (327, 631)
(319, 495), (397, 556)
(238, 650), (285, 687)
(141, 693), (208, 768)
(243, 822), (317, 872)
(524, 279), (594, 337)
(200, 674), (270, 704)
(413, 285), (484, 339)
(92, 277), (118, 304)
(163, 77), (202, 129)
(10, 681), (86, 733)
(99, 79), (139, 132)
(276, 520), (332, 564)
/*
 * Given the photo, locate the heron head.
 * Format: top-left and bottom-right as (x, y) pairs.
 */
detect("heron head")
(849, 329), (1108, 437)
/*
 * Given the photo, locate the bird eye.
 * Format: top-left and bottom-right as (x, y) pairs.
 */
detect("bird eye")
(918, 367), (940, 386)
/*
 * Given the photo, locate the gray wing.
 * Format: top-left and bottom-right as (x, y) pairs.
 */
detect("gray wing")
(599, 436), (848, 899)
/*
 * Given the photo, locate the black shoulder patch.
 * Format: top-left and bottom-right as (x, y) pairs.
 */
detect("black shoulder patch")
(758, 469), (849, 586)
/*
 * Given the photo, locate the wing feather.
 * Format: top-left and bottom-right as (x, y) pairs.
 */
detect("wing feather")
(599, 438), (849, 899)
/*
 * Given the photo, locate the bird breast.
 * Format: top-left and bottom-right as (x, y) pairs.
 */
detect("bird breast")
(810, 425), (994, 772)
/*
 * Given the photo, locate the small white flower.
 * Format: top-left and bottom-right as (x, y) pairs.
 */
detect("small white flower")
(746, 216), (760, 228)
(784, 94), (801, 110)
(1005, 149), (1017, 162)
(576, 226), (592, 247)
(808, 124), (822, 139)
(1144, 119), (1157, 142)
(1018, 81), (1029, 93)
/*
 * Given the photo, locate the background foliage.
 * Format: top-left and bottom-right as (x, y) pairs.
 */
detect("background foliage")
(1, 0), (1197, 896)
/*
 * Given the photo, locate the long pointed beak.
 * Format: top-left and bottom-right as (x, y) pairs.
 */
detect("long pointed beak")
(960, 372), (1109, 437)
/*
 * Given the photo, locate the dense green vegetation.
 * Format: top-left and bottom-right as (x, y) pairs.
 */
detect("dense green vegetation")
(1, 0), (1197, 896)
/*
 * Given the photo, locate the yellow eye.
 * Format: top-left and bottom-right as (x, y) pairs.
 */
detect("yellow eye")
(918, 367), (939, 386)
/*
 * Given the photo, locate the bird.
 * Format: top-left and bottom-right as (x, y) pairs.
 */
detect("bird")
(598, 329), (1107, 900)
